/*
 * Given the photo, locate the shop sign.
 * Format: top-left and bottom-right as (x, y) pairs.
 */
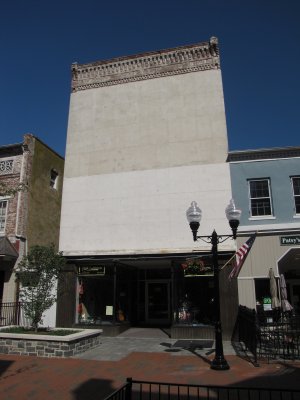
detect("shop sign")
(280, 235), (300, 246)
(263, 297), (272, 311)
(77, 266), (105, 276)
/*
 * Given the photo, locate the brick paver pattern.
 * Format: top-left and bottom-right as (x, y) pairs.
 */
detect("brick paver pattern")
(0, 330), (299, 400)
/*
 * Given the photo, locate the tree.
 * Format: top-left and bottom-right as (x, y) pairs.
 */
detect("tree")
(17, 245), (65, 331)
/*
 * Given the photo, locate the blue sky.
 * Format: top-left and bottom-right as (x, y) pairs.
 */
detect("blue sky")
(1, 0), (299, 157)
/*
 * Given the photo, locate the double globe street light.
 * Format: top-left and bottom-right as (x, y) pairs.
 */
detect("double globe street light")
(186, 199), (242, 370)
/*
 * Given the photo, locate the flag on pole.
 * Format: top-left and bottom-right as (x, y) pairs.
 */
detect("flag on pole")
(229, 233), (256, 280)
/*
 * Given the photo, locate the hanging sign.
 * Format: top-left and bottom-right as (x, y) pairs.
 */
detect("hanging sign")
(280, 236), (300, 246)
(77, 266), (105, 276)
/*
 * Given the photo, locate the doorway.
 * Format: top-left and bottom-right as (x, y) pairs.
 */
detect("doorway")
(0, 271), (4, 302)
(289, 281), (300, 314)
(145, 280), (170, 325)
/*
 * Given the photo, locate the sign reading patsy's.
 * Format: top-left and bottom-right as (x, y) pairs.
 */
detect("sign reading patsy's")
(77, 266), (105, 276)
(280, 236), (300, 246)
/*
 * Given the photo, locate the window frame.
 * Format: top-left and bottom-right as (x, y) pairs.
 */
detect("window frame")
(0, 199), (8, 234)
(50, 169), (59, 190)
(291, 176), (300, 216)
(248, 178), (273, 218)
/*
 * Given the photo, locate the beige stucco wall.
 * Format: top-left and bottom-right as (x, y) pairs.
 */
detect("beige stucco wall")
(27, 139), (64, 251)
(64, 69), (228, 179)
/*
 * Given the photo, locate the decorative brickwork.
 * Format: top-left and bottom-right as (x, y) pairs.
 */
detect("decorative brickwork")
(0, 160), (14, 174)
(72, 37), (220, 92)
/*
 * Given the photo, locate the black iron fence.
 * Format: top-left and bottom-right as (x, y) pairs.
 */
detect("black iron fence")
(236, 306), (259, 365)
(237, 305), (300, 362)
(104, 378), (300, 400)
(0, 302), (22, 326)
(258, 313), (300, 361)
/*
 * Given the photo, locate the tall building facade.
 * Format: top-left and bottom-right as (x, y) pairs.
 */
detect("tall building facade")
(228, 147), (300, 315)
(58, 38), (238, 337)
(0, 134), (64, 326)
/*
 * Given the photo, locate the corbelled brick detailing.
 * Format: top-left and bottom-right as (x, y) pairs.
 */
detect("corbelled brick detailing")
(0, 332), (101, 358)
(71, 37), (219, 92)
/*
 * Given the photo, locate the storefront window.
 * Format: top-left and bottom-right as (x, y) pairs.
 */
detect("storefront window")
(77, 277), (114, 324)
(76, 265), (132, 325)
(175, 277), (215, 326)
(75, 261), (223, 327)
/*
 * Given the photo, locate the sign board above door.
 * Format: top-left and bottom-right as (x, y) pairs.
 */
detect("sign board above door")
(280, 236), (300, 246)
(77, 266), (105, 276)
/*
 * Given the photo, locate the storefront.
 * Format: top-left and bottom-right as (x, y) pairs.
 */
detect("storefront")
(56, 252), (237, 339)
(237, 233), (300, 316)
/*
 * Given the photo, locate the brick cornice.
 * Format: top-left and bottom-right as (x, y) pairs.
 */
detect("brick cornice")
(71, 37), (220, 92)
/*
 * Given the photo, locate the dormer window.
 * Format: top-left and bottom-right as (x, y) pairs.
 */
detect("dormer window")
(50, 169), (58, 189)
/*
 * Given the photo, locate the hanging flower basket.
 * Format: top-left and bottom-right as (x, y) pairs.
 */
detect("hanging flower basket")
(181, 258), (213, 277)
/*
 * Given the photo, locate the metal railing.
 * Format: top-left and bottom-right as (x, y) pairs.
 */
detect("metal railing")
(104, 378), (300, 400)
(103, 378), (132, 400)
(258, 314), (300, 361)
(0, 302), (22, 326)
(236, 306), (300, 362)
(236, 305), (259, 365)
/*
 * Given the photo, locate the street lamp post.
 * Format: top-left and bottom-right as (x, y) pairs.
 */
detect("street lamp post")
(186, 199), (241, 371)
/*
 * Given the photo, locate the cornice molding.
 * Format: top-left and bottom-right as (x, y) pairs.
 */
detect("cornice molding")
(71, 37), (220, 92)
(227, 147), (300, 162)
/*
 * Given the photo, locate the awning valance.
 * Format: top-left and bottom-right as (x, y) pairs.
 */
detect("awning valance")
(0, 236), (19, 259)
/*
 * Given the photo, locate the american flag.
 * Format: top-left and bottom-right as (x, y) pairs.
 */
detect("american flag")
(229, 233), (256, 280)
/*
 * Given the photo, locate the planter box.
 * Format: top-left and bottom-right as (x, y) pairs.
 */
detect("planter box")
(184, 273), (214, 277)
(0, 327), (102, 358)
(74, 322), (129, 337)
(171, 324), (214, 339)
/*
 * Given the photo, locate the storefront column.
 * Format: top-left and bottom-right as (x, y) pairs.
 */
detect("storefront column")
(171, 264), (175, 324)
(113, 264), (117, 324)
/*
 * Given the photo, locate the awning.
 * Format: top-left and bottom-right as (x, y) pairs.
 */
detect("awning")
(0, 236), (19, 259)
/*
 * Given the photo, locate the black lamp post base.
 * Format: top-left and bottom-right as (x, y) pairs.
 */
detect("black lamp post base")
(210, 357), (230, 371)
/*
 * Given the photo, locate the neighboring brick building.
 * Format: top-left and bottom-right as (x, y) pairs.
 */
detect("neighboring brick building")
(0, 134), (64, 325)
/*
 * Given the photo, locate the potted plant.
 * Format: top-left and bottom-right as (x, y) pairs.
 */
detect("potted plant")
(181, 258), (213, 277)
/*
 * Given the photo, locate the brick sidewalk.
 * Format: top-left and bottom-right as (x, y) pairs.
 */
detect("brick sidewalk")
(0, 352), (299, 400)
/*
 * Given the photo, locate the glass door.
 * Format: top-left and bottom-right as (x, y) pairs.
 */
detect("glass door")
(146, 280), (170, 324)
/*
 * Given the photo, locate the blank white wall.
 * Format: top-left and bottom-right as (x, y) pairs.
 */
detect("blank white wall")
(65, 69), (228, 178)
(60, 163), (235, 255)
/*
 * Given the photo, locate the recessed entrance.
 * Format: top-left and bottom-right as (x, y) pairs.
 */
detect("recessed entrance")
(145, 280), (170, 324)
(278, 247), (300, 314)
